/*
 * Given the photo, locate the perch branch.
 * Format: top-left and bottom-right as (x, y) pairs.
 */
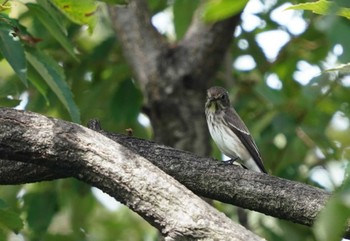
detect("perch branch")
(0, 108), (262, 241)
(0, 109), (339, 236)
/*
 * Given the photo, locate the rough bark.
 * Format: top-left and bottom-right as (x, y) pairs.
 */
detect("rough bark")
(0, 108), (263, 241)
(108, 1), (240, 155)
(1, 109), (346, 238)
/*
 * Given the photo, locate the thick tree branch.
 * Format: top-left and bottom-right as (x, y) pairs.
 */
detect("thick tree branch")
(108, 1), (239, 89)
(96, 127), (330, 229)
(107, 0), (166, 88)
(0, 108), (262, 241)
(0, 109), (341, 237)
(0, 159), (68, 183)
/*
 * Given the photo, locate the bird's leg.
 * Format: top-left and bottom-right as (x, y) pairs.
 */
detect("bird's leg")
(221, 156), (239, 165)
(220, 157), (249, 170)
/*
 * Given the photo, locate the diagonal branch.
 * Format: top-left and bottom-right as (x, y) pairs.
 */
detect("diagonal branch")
(108, 0), (166, 88)
(0, 108), (262, 241)
(0, 108), (342, 238)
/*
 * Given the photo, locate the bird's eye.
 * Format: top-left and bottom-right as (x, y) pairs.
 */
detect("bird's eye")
(221, 95), (226, 100)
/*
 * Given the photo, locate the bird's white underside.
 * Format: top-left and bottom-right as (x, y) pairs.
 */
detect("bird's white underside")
(207, 113), (262, 172)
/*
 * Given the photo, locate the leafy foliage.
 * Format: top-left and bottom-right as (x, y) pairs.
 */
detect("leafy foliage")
(0, 18), (27, 86)
(287, 0), (350, 19)
(50, 0), (97, 32)
(26, 47), (80, 123)
(26, 2), (78, 61)
(0, 208), (23, 234)
(202, 0), (249, 22)
(0, 0), (349, 240)
(173, 0), (199, 39)
(314, 181), (350, 241)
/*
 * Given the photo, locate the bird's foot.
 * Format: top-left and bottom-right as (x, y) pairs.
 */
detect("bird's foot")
(220, 157), (239, 165)
(220, 157), (249, 170)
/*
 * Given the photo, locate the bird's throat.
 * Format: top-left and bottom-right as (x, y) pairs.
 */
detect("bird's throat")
(208, 101), (218, 113)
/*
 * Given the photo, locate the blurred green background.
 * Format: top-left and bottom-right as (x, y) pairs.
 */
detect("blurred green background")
(0, 0), (350, 240)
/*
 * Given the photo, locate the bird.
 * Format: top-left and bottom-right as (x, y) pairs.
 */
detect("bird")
(205, 86), (267, 173)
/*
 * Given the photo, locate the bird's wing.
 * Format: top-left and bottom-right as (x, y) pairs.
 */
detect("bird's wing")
(224, 108), (267, 173)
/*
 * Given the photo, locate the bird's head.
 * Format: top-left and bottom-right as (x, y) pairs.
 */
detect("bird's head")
(205, 86), (230, 113)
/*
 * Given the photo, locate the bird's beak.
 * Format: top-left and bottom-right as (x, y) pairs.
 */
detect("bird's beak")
(206, 96), (217, 111)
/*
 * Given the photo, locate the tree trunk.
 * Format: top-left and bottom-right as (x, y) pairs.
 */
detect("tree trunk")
(108, 0), (241, 155)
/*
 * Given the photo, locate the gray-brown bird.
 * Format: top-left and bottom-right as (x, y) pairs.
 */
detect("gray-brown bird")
(205, 86), (267, 173)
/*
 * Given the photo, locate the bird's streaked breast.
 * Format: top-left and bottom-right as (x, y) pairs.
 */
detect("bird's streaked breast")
(206, 112), (250, 161)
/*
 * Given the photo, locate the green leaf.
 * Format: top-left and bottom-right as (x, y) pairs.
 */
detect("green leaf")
(313, 171), (350, 241)
(0, 23), (27, 86)
(23, 191), (58, 235)
(287, 0), (350, 19)
(0, 228), (6, 241)
(148, 0), (167, 13)
(111, 79), (142, 124)
(0, 209), (24, 233)
(0, 199), (7, 209)
(0, 2), (11, 12)
(26, 3), (78, 62)
(0, 97), (21, 107)
(173, 0), (200, 39)
(36, 0), (68, 34)
(25, 48), (80, 123)
(50, 0), (97, 33)
(97, 0), (128, 4)
(27, 62), (50, 105)
(202, 0), (248, 23)
(313, 193), (350, 241)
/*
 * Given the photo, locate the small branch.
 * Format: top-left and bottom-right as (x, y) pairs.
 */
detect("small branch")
(0, 108), (262, 241)
(179, 13), (241, 86)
